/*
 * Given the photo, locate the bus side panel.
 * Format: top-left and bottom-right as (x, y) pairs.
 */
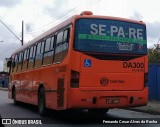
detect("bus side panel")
(31, 65), (57, 109)
(20, 71), (33, 104)
(12, 74), (21, 102)
(46, 65), (59, 109)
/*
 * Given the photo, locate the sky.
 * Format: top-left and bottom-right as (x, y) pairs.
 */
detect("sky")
(0, 0), (160, 71)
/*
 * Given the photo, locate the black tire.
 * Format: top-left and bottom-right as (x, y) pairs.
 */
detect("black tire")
(38, 87), (46, 116)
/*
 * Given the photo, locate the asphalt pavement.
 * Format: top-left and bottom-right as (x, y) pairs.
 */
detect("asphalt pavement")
(0, 87), (160, 115)
(125, 101), (160, 115)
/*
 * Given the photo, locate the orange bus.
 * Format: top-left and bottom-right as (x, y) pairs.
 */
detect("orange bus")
(8, 11), (148, 116)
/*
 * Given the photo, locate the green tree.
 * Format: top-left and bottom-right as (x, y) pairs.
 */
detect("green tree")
(148, 43), (160, 63)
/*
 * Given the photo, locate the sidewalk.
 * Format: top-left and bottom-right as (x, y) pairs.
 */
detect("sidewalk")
(0, 87), (8, 91)
(125, 101), (160, 115)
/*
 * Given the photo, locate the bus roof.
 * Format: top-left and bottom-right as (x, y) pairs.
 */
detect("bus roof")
(12, 11), (146, 55)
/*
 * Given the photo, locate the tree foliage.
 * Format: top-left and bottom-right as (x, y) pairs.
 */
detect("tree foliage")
(148, 43), (160, 63)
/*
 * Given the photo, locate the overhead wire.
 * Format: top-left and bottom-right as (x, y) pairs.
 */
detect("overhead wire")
(25, 0), (95, 34)
(24, 0), (98, 38)
(25, 0), (94, 34)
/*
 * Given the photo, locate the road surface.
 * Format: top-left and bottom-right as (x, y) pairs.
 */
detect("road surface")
(0, 90), (160, 127)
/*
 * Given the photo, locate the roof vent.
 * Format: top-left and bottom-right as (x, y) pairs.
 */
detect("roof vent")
(80, 11), (93, 15)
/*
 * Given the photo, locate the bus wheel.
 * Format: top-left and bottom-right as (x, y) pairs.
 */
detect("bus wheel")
(89, 109), (109, 115)
(38, 87), (46, 116)
(12, 87), (18, 105)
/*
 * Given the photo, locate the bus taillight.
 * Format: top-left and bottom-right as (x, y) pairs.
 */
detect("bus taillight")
(144, 73), (148, 87)
(70, 70), (80, 88)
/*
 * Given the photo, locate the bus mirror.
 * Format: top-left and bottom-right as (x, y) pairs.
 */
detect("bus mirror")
(7, 61), (12, 67)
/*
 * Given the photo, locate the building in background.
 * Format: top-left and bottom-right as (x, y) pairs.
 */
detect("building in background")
(0, 58), (10, 88)
(0, 71), (9, 88)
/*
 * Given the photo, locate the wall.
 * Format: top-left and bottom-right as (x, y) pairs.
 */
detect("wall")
(148, 64), (160, 101)
(0, 77), (9, 88)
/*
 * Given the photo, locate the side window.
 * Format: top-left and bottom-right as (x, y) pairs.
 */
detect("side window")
(55, 31), (64, 55)
(33, 45), (36, 58)
(21, 52), (24, 62)
(26, 48), (30, 60)
(18, 52), (22, 62)
(21, 52), (24, 60)
(43, 36), (54, 65)
(56, 31), (63, 44)
(22, 49), (29, 70)
(45, 37), (51, 52)
(54, 28), (69, 63)
(63, 29), (69, 48)
(28, 46), (36, 69)
(29, 47), (33, 59)
(36, 43), (41, 55)
(17, 52), (23, 71)
(35, 42), (43, 67)
(12, 55), (18, 73)
(63, 30), (68, 42)
(50, 36), (54, 50)
(15, 55), (18, 65)
(41, 41), (45, 53)
(23, 49), (27, 60)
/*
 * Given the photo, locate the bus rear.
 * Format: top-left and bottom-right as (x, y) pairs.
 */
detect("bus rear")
(68, 14), (148, 111)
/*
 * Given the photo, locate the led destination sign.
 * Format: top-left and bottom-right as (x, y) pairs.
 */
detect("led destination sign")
(74, 18), (147, 54)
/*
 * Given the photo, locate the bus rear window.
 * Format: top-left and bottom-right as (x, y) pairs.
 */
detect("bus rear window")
(74, 18), (147, 55)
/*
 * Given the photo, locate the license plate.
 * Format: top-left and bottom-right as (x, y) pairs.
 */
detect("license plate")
(106, 97), (120, 104)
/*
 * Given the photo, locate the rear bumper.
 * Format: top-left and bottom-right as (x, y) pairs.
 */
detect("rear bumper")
(68, 87), (148, 109)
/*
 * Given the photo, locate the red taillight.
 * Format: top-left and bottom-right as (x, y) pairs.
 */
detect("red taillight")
(144, 72), (148, 87)
(70, 70), (79, 88)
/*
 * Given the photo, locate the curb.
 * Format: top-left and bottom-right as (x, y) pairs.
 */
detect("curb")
(124, 107), (160, 115)
(0, 87), (8, 91)
(127, 108), (160, 115)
